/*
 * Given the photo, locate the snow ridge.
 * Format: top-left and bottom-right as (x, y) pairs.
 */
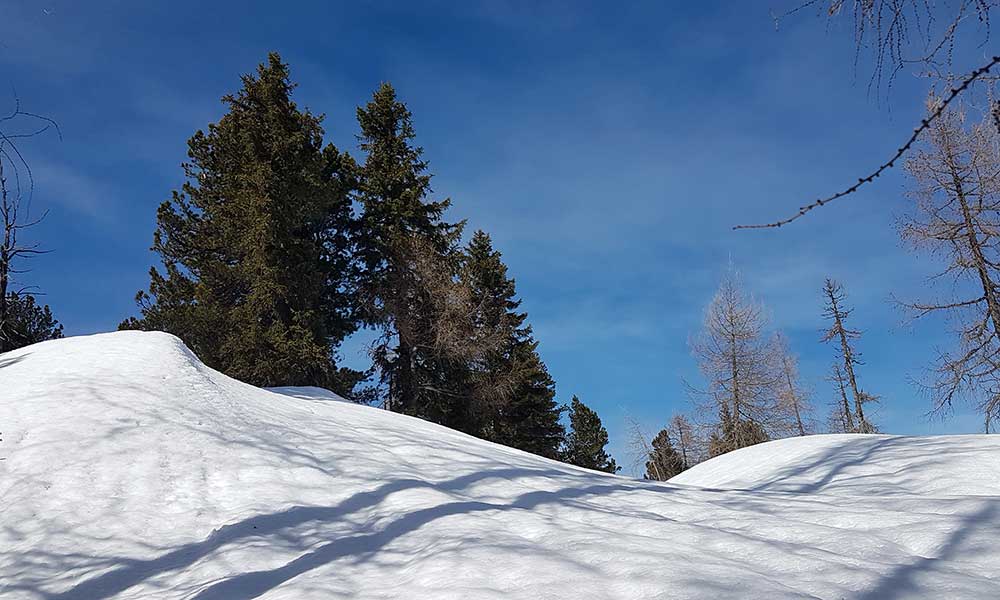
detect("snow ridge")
(1, 331), (998, 599)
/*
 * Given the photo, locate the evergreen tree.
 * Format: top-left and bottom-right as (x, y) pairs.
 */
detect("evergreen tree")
(462, 230), (564, 458)
(644, 428), (686, 481)
(0, 293), (63, 353)
(123, 53), (358, 391)
(707, 401), (769, 458)
(563, 396), (619, 473)
(355, 82), (465, 418)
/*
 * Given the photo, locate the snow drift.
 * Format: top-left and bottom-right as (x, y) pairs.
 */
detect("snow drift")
(1, 331), (999, 599)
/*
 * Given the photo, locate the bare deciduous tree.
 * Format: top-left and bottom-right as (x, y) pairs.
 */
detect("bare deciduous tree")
(669, 413), (699, 467)
(692, 269), (783, 453)
(821, 278), (878, 432)
(827, 363), (856, 433)
(900, 101), (1000, 428)
(774, 331), (813, 435)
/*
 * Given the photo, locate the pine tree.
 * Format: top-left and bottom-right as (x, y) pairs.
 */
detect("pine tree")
(821, 279), (877, 433)
(563, 396), (619, 473)
(355, 82), (468, 419)
(123, 53), (358, 391)
(461, 230), (565, 458)
(0, 293), (63, 352)
(644, 428), (686, 481)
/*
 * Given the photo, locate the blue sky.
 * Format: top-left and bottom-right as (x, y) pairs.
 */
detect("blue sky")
(2, 1), (992, 471)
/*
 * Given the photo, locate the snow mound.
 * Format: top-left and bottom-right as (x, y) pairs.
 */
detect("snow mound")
(2, 331), (999, 599)
(670, 434), (1000, 496)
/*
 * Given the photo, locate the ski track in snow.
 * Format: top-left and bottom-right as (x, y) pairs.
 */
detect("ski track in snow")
(1, 331), (999, 599)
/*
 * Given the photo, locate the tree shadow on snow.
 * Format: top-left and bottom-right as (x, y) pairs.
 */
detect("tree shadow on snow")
(855, 499), (1000, 600)
(41, 467), (631, 600)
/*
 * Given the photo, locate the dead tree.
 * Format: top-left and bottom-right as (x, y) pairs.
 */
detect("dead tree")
(0, 99), (59, 350)
(821, 278), (878, 432)
(900, 102), (1000, 428)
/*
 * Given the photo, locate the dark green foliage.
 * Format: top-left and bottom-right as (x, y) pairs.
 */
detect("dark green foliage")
(123, 53), (358, 391)
(563, 396), (619, 473)
(462, 230), (565, 459)
(355, 82), (465, 416)
(355, 83), (459, 277)
(645, 428), (686, 481)
(707, 403), (769, 458)
(0, 293), (63, 352)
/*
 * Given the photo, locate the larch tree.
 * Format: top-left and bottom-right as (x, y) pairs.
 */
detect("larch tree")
(774, 331), (813, 436)
(563, 396), (619, 473)
(692, 269), (779, 456)
(669, 413), (699, 468)
(123, 53), (359, 390)
(900, 101), (1000, 430)
(739, 1), (1000, 231)
(826, 363), (856, 433)
(821, 278), (878, 433)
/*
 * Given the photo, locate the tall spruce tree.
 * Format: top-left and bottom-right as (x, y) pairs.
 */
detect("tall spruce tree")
(355, 82), (465, 418)
(563, 396), (619, 473)
(645, 428), (686, 481)
(462, 230), (564, 458)
(123, 53), (358, 390)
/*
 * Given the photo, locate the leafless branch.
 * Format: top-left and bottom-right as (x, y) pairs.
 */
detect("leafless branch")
(735, 55), (1000, 230)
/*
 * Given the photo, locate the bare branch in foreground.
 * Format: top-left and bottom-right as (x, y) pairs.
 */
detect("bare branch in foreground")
(734, 55), (1000, 230)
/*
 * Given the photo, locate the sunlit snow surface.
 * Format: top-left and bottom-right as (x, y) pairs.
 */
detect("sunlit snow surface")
(2, 331), (998, 599)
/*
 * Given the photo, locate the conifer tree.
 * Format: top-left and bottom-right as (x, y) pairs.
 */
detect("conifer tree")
(355, 82), (467, 418)
(644, 428), (686, 481)
(827, 363), (856, 433)
(693, 269), (777, 455)
(707, 401), (769, 458)
(821, 279), (878, 433)
(563, 396), (619, 473)
(901, 102), (1000, 430)
(461, 230), (564, 458)
(669, 413), (698, 469)
(0, 293), (62, 352)
(774, 332), (812, 436)
(123, 53), (358, 390)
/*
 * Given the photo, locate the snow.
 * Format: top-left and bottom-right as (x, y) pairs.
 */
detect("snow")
(1, 331), (999, 599)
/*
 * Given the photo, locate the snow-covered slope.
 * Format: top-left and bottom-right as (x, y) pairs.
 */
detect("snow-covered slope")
(670, 434), (1000, 496)
(2, 332), (999, 599)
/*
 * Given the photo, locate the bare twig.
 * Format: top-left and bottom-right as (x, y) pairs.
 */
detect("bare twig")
(735, 55), (1000, 230)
